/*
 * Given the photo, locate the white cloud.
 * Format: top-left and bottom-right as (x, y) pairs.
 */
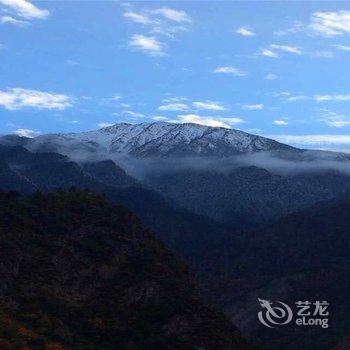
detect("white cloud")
(334, 44), (350, 52)
(14, 128), (40, 138)
(259, 44), (301, 58)
(122, 110), (145, 117)
(270, 44), (301, 55)
(150, 24), (187, 38)
(153, 7), (192, 23)
(275, 92), (350, 103)
(314, 95), (350, 102)
(98, 122), (114, 128)
(0, 88), (72, 110)
(236, 27), (255, 36)
(274, 119), (288, 126)
(0, 0), (49, 20)
(158, 102), (189, 111)
(286, 95), (307, 102)
(274, 91), (307, 102)
(272, 134), (350, 146)
(179, 114), (224, 127)
(153, 116), (168, 121)
(129, 34), (165, 56)
(320, 111), (350, 128)
(213, 66), (247, 76)
(240, 104), (263, 111)
(274, 91), (291, 98)
(123, 11), (153, 24)
(325, 119), (350, 128)
(310, 11), (350, 37)
(100, 94), (123, 107)
(270, 44), (302, 55)
(246, 128), (262, 134)
(259, 49), (279, 58)
(314, 50), (334, 58)
(66, 59), (79, 66)
(162, 96), (188, 103)
(193, 100), (225, 111)
(274, 12), (350, 51)
(218, 117), (244, 126)
(111, 94), (122, 101)
(178, 114), (243, 128)
(274, 22), (304, 36)
(265, 73), (278, 80)
(123, 6), (191, 54)
(0, 15), (28, 25)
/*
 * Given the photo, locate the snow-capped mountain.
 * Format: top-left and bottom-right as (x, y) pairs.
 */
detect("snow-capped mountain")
(24, 122), (297, 159)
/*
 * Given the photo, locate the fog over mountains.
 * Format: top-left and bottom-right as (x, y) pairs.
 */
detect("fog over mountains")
(3, 122), (350, 226)
(4, 122), (350, 176)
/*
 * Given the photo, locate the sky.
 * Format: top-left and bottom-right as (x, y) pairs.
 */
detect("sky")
(2, 1), (350, 151)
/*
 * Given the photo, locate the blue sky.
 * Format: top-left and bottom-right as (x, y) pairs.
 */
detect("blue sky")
(2, 1), (350, 151)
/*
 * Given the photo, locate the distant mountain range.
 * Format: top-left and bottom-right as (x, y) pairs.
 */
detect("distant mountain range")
(0, 144), (230, 260)
(3, 122), (350, 168)
(3, 122), (350, 226)
(2, 122), (348, 161)
(1, 122), (350, 349)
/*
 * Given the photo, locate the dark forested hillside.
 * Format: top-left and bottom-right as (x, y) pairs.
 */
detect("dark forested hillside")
(0, 145), (231, 260)
(197, 198), (350, 350)
(0, 190), (252, 350)
(146, 166), (350, 227)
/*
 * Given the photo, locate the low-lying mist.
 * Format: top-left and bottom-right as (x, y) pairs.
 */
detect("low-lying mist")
(111, 152), (350, 180)
(20, 132), (350, 180)
(35, 141), (350, 180)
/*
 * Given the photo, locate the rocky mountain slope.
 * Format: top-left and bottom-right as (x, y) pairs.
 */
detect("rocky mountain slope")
(11, 122), (350, 162)
(7, 122), (298, 158)
(0, 190), (252, 349)
(4, 122), (350, 164)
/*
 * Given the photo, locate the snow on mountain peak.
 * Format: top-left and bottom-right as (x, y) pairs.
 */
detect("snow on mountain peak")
(26, 122), (295, 159)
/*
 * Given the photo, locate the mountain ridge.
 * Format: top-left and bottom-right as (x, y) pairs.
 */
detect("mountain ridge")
(3, 122), (350, 164)
(0, 144), (232, 259)
(10, 122), (299, 159)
